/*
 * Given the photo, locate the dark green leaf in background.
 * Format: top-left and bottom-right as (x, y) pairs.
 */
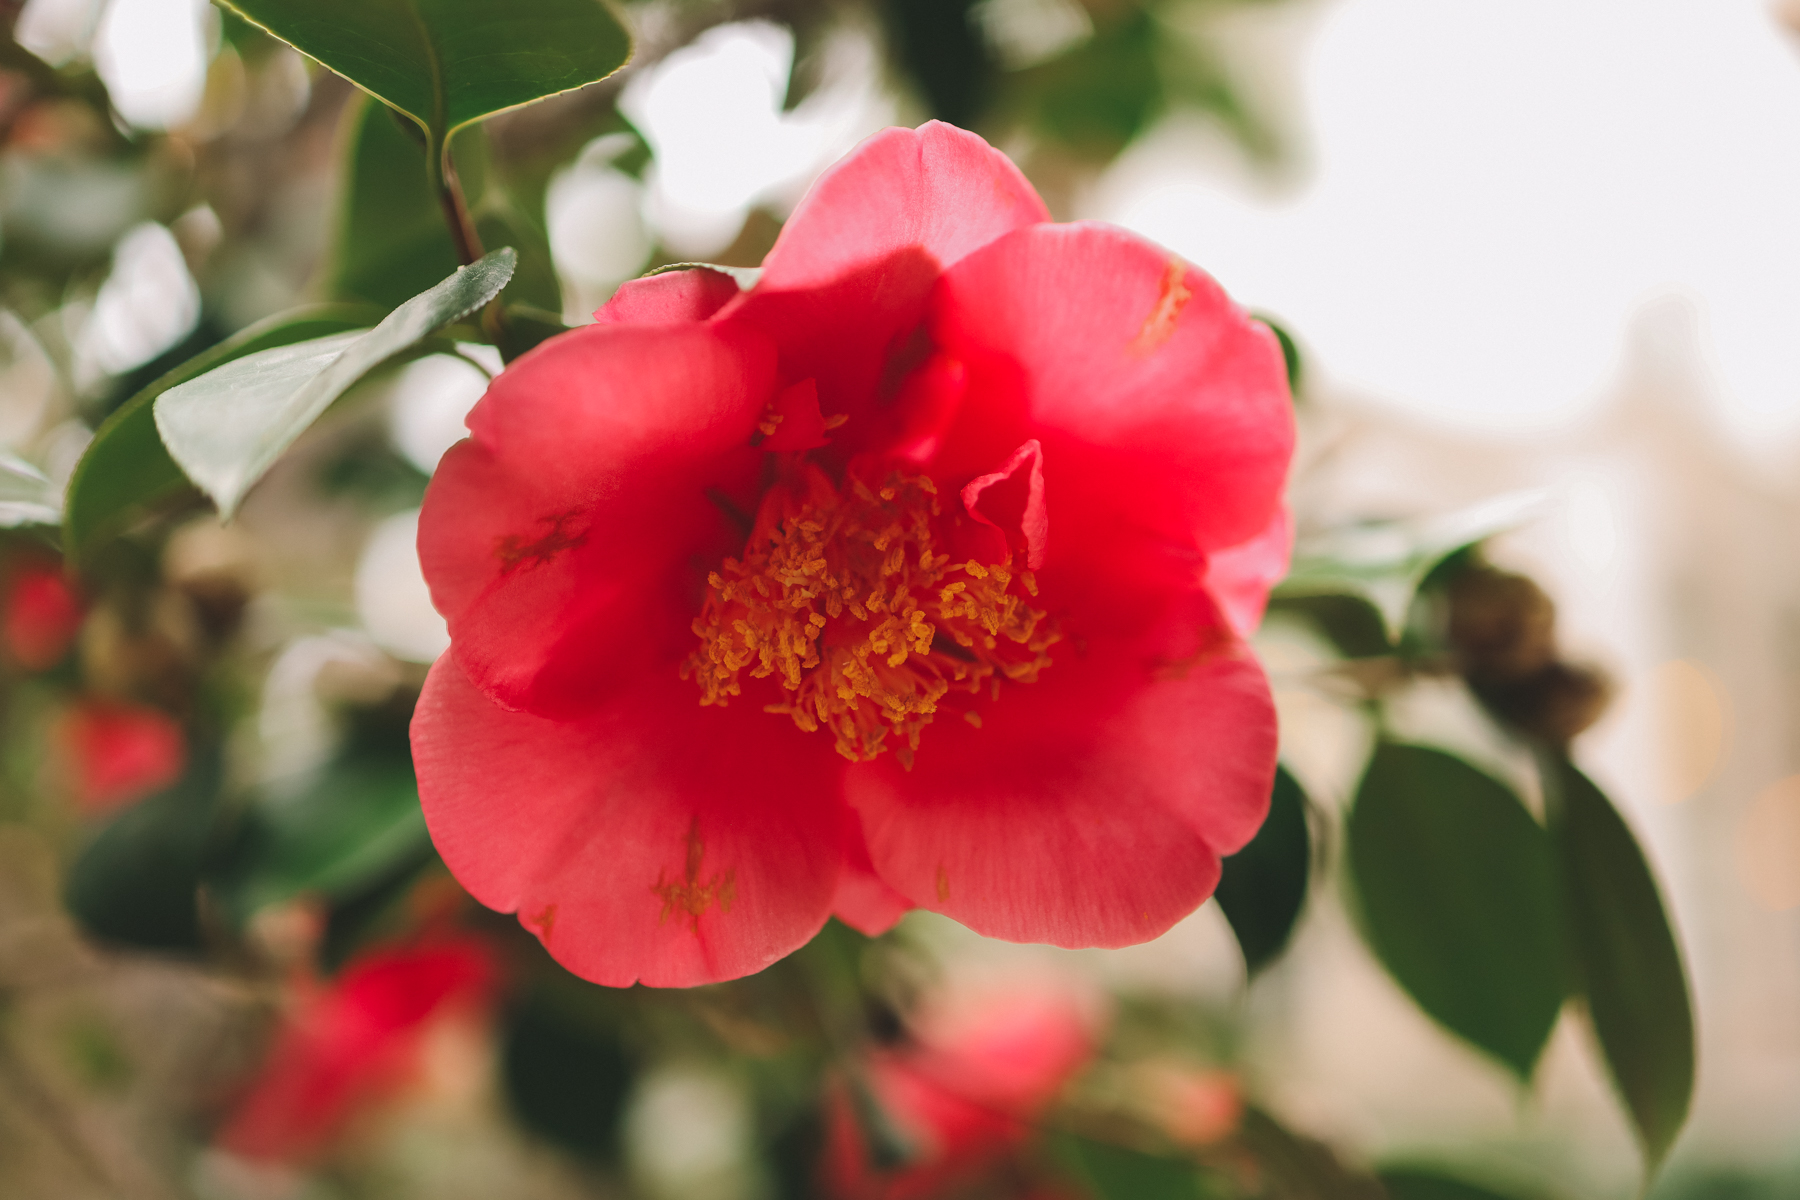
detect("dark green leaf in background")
(213, 757), (429, 923)
(331, 98), (561, 312)
(64, 744), (223, 953)
(879, 0), (994, 130)
(1215, 764), (1311, 974)
(155, 249), (515, 517)
(216, 0), (632, 149)
(1253, 312), (1304, 395)
(1540, 753), (1694, 1174)
(1265, 592), (1391, 659)
(1379, 1165), (1550, 1200)
(1015, 8), (1164, 154)
(1053, 1133), (1212, 1200)
(502, 995), (635, 1160)
(1346, 742), (1565, 1080)
(497, 305), (572, 363)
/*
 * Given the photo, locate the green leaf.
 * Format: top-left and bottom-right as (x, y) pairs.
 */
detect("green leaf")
(1053, 1133), (1212, 1200)
(497, 304), (570, 363)
(216, 757), (430, 921)
(155, 249), (515, 517)
(1379, 1166), (1549, 1200)
(1540, 754), (1694, 1173)
(1277, 491), (1549, 639)
(1251, 312), (1303, 394)
(501, 995), (635, 1160)
(63, 305), (379, 558)
(1214, 764), (1311, 974)
(64, 745), (222, 953)
(217, 0), (632, 147)
(0, 453), (60, 527)
(331, 98), (561, 313)
(331, 97), (473, 308)
(1346, 742), (1565, 1080)
(1265, 592), (1391, 659)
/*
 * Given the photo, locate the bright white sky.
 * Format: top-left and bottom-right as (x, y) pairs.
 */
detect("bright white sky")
(1099, 0), (1800, 443)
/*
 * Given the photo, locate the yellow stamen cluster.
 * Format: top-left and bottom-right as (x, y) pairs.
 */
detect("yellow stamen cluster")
(682, 467), (1058, 765)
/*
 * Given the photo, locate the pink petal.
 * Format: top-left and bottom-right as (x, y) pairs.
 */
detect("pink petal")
(724, 122), (1047, 451)
(832, 815), (913, 936)
(4, 563), (82, 671)
(845, 587), (1276, 947)
(592, 267), (741, 326)
(927, 223), (1293, 564)
(412, 656), (847, 987)
(220, 939), (494, 1162)
(418, 322), (775, 716)
(1205, 504), (1294, 637)
(960, 439), (1047, 570)
(755, 122), (1047, 296)
(759, 378), (831, 452)
(58, 700), (185, 815)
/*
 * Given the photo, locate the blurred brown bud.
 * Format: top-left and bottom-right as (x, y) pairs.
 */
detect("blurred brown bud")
(1445, 566), (1556, 682)
(1472, 661), (1614, 748)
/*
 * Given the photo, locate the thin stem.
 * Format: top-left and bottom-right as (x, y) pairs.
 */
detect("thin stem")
(427, 131), (485, 267)
(427, 129), (506, 344)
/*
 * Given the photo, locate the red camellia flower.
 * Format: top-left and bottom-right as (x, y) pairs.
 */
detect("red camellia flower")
(4, 560), (82, 671)
(218, 938), (496, 1163)
(412, 122), (1294, 987)
(56, 698), (185, 815)
(823, 984), (1097, 1199)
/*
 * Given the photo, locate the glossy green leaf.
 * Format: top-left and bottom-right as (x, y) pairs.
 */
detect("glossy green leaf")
(218, 0), (632, 144)
(0, 453), (60, 527)
(155, 249), (515, 517)
(1053, 1133), (1211, 1200)
(63, 306), (379, 558)
(1540, 754), (1694, 1173)
(331, 97), (472, 308)
(64, 745), (222, 953)
(215, 758), (429, 921)
(1379, 1166), (1548, 1200)
(331, 98), (560, 312)
(1346, 742), (1564, 1080)
(1215, 764), (1311, 974)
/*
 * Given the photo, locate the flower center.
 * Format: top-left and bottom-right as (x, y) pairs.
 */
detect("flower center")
(682, 463), (1059, 766)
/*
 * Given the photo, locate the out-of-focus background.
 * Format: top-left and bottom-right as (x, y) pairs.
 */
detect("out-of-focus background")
(1, 0), (1798, 1197)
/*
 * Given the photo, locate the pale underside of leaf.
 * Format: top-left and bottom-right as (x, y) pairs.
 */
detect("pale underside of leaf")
(154, 332), (368, 518)
(155, 249), (515, 517)
(0, 453), (60, 527)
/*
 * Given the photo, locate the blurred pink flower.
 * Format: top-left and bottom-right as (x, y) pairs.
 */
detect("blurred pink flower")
(1139, 1064), (1242, 1147)
(825, 984), (1099, 1198)
(4, 560), (81, 671)
(56, 698), (184, 814)
(218, 938), (497, 1163)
